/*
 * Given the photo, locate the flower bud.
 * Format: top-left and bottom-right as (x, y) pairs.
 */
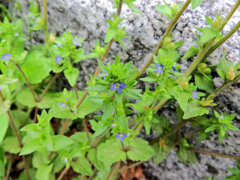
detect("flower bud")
(228, 67), (235, 80)
(164, 37), (172, 45)
(49, 34), (55, 43)
(203, 68), (211, 74)
(201, 99), (213, 106)
(199, 63), (207, 70)
(180, 77), (188, 89)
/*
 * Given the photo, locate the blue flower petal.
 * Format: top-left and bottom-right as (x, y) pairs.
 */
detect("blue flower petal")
(0, 86), (2, 90)
(171, 66), (177, 73)
(59, 102), (66, 109)
(116, 133), (120, 139)
(122, 133), (127, 138)
(110, 84), (116, 91)
(120, 82), (127, 89)
(192, 90), (198, 99)
(117, 87), (122, 94)
(155, 63), (161, 68)
(119, 135), (124, 142)
(55, 55), (63, 63)
(1, 53), (11, 61)
(73, 37), (80, 46)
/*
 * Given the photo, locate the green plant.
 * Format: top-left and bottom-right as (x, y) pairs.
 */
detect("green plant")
(0, 0), (240, 179)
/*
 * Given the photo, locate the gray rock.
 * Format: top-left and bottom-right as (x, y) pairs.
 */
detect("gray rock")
(9, 0), (240, 179)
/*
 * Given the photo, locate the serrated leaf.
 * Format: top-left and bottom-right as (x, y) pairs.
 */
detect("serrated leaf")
(200, 28), (218, 44)
(140, 77), (156, 82)
(183, 46), (200, 59)
(217, 52), (233, 81)
(153, 143), (170, 165)
(105, 28), (117, 43)
(20, 50), (51, 84)
(102, 102), (114, 121)
(195, 73), (214, 93)
(52, 135), (74, 151)
(20, 138), (42, 155)
(125, 1), (141, 14)
(72, 157), (93, 176)
(183, 101), (209, 119)
(88, 149), (110, 173)
(97, 139), (127, 165)
(127, 138), (154, 161)
(191, 0), (203, 10)
(155, 4), (173, 20)
(64, 67), (79, 87)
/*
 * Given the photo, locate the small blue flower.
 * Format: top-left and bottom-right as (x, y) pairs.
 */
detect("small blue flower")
(15, 32), (19, 37)
(102, 70), (109, 79)
(154, 63), (164, 73)
(110, 81), (127, 94)
(59, 102), (66, 109)
(0, 86), (2, 91)
(116, 133), (127, 142)
(192, 90), (198, 99)
(1, 54), (11, 61)
(223, 125), (226, 129)
(73, 36), (80, 46)
(171, 66), (177, 73)
(55, 55), (63, 63)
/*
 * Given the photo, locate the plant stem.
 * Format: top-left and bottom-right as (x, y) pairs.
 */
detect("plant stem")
(38, 73), (60, 102)
(221, 0), (240, 29)
(91, 129), (110, 148)
(34, 107), (39, 123)
(74, 84), (79, 99)
(57, 166), (69, 180)
(209, 74), (240, 99)
(188, 148), (240, 160)
(13, 61), (38, 102)
(59, 119), (71, 135)
(0, 93), (31, 180)
(106, 161), (121, 180)
(3, 155), (13, 180)
(203, 21), (240, 61)
(42, 0), (49, 45)
(35, 0), (41, 12)
(133, 121), (144, 139)
(119, 161), (144, 173)
(83, 118), (90, 142)
(81, 175), (85, 180)
(133, 0), (192, 79)
(88, 168), (97, 180)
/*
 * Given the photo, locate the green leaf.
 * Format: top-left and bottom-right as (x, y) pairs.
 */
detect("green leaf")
(0, 114), (8, 143)
(217, 52), (233, 81)
(117, 115), (128, 130)
(85, 85), (109, 92)
(64, 67), (79, 87)
(140, 77), (156, 82)
(123, 89), (142, 100)
(183, 46), (200, 59)
(21, 50), (51, 84)
(102, 102), (114, 121)
(98, 139), (126, 165)
(144, 120), (151, 135)
(191, 0), (203, 10)
(71, 132), (91, 144)
(88, 149), (110, 173)
(155, 4), (173, 20)
(72, 157), (93, 176)
(105, 28), (117, 43)
(0, 100), (10, 115)
(153, 143), (170, 165)
(36, 163), (53, 180)
(200, 28), (218, 44)
(195, 73), (214, 93)
(52, 135), (74, 151)
(16, 88), (59, 108)
(125, 1), (141, 14)
(3, 137), (21, 154)
(127, 138), (154, 161)
(20, 138), (42, 155)
(183, 101), (209, 119)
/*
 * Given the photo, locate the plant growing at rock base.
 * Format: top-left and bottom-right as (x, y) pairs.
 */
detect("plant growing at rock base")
(0, 0), (240, 179)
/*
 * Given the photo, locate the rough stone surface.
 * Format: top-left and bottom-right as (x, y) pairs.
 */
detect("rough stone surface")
(9, 0), (240, 179)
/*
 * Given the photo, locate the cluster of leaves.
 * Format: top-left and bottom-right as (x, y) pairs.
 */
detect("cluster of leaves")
(0, 0), (240, 179)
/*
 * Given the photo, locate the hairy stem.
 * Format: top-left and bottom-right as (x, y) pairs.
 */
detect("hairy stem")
(35, 0), (41, 12)
(119, 161), (144, 173)
(74, 84), (79, 99)
(38, 73), (60, 102)
(83, 118), (90, 142)
(106, 161), (121, 180)
(189, 148), (240, 160)
(133, 0), (192, 79)
(203, 21), (240, 61)
(34, 107), (39, 123)
(57, 166), (69, 180)
(13, 61), (38, 102)
(59, 119), (71, 135)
